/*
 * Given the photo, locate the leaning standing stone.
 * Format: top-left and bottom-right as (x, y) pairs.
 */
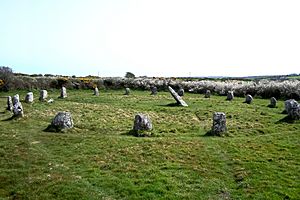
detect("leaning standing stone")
(205, 90), (211, 98)
(178, 88), (184, 97)
(124, 88), (130, 95)
(168, 86), (188, 107)
(60, 87), (67, 98)
(211, 112), (227, 136)
(226, 91), (234, 101)
(245, 94), (253, 104)
(269, 97), (277, 108)
(150, 86), (157, 95)
(46, 112), (74, 132)
(94, 87), (99, 96)
(12, 94), (20, 105)
(39, 90), (48, 101)
(13, 101), (24, 118)
(25, 92), (34, 103)
(7, 96), (13, 111)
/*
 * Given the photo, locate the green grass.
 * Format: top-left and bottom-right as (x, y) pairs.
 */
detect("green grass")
(0, 89), (299, 199)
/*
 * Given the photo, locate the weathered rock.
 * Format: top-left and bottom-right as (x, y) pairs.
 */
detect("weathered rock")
(285, 99), (300, 120)
(269, 97), (277, 108)
(47, 112), (74, 132)
(25, 92), (34, 103)
(12, 94), (20, 105)
(124, 88), (130, 95)
(205, 90), (211, 98)
(211, 112), (227, 136)
(94, 87), (99, 96)
(178, 88), (184, 97)
(13, 101), (24, 118)
(7, 96), (13, 111)
(60, 87), (67, 98)
(226, 91), (234, 101)
(245, 94), (253, 104)
(133, 114), (152, 131)
(47, 98), (54, 103)
(150, 86), (157, 95)
(168, 86), (188, 107)
(39, 90), (48, 101)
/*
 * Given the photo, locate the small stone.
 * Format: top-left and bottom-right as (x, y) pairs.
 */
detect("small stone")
(7, 96), (13, 111)
(177, 88), (184, 97)
(25, 92), (34, 103)
(60, 87), (67, 98)
(226, 91), (234, 101)
(285, 99), (300, 120)
(269, 97), (277, 108)
(47, 112), (74, 132)
(13, 101), (24, 118)
(150, 86), (158, 95)
(47, 98), (54, 103)
(211, 112), (227, 136)
(94, 87), (99, 96)
(245, 94), (253, 104)
(168, 86), (188, 107)
(133, 114), (152, 131)
(124, 88), (130, 95)
(39, 90), (48, 101)
(205, 90), (211, 98)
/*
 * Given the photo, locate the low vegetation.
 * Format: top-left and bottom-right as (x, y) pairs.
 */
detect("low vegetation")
(0, 89), (299, 199)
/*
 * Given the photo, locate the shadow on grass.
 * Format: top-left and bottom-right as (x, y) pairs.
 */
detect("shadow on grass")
(122, 129), (153, 137)
(159, 103), (181, 107)
(276, 116), (298, 124)
(203, 130), (228, 137)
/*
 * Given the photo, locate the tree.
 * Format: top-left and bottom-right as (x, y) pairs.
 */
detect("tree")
(0, 66), (14, 91)
(125, 72), (135, 79)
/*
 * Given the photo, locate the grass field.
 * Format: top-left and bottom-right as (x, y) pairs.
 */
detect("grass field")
(0, 89), (299, 199)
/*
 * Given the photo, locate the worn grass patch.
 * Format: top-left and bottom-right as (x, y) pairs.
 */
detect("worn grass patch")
(0, 89), (299, 199)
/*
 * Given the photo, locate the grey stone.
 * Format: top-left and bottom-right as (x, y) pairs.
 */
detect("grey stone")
(94, 87), (99, 96)
(47, 98), (54, 103)
(177, 88), (184, 97)
(13, 101), (24, 118)
(226, 91), (234, 101)
(285, 99), (300, 120)
(133, 114), (152, 131)
(7, 96), (13, 111)
(25, 92), (34, 103)
(124, 88), (130, 95)
(205, 90), (211, 98)
(150, 86), (157, 95)
(48, 112), (74, 132)
(211, 112), (227, 136)
(39, 90), (48, 101)
(12, 94), (20, 105)
(168, 86), (188, 107)
(245, 94), (253, 104)
(60, 87), (67, 98)
(269, 97), (277, 108)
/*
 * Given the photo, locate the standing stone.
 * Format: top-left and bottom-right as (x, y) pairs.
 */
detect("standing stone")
(285, 99), (300, 120)
(13, 101), (24, 118)
(124, 88), (130, 95)
(168, 86), (188, 107)
(269, 97), (277, 108)
(150, 86), (158, 95)
(39, 90), (48, 101)
(178, 88), (184, 97)
(46, 112), (74, 132)
(226, 91), (234, 101)
(7, 96), (13, 111)
(94, 87), (99, 96)
(245, 94), (253, 104)
(25, 92), (34, 103)
(205, 90), (211, 98)
(133, 114), (152, 131)
(60, 87), (67, 98)
(12, 94), (20, 105)
(211, 112), (227, 136)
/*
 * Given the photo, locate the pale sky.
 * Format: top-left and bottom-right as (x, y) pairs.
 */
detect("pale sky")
(0, 0), (299, 77)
